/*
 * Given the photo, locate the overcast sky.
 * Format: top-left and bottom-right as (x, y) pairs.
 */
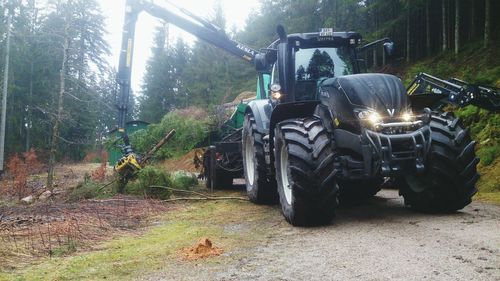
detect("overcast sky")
(99, 0), (260, 93)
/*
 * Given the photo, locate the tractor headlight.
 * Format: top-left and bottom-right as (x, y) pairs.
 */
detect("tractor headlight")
(271, 91), (282, 100)
(355, 109), (382, 125)
(270, 83), (283, 101)
(401, 111), (413, 122)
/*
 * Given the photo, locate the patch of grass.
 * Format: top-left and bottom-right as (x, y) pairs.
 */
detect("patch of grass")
(170, 171), (198, 189)
(477, 145), (500, 166)
(0, 198), (273, 281)
(126, 166), (172, 199)
(68, 175), (115, 202)
(475, 158), (500, 205)
(125, 167), (198, 199)
(51, 241), (78, 257)
(474, 192), (500, 205)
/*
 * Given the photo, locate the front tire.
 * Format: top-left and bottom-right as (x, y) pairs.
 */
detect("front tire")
(400, 112), (479, 212)
(242, 113), (277, 204)
(274, 117), (338, 226)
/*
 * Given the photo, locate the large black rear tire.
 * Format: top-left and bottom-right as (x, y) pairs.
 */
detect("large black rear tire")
(274, 117), (338, 226)
(242, 113), (277, 204)
(400, 112), (479, 212)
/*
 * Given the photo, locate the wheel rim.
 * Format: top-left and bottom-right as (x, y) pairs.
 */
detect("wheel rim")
(280, 144), (292, 205)
(244, 134), (255, 186)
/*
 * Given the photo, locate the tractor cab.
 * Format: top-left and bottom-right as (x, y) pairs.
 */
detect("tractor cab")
(265, 28), (363, 103)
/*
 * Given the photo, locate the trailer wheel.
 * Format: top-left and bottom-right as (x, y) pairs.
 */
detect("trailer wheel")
(400, 112), (479, 212)
(242, 114), (277, 204)
(205, 167), (233, 189)
(338, 178), (383, 202)
(203, 150), (233, 190)
(274, 117), (338, 226)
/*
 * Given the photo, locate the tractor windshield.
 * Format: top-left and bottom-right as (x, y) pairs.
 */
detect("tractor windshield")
(294, 47), (354, 100)
(295, 47), (353, 79)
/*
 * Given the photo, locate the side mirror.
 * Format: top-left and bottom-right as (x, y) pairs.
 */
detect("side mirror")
(255, 53), (268, 72)
(383, 42), (395, 58)
(255, 50), (277, 72)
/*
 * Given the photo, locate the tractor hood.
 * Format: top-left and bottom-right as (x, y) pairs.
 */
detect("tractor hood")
(327, 73), (409, 117)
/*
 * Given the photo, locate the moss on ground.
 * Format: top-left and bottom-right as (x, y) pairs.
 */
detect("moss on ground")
(475, 158), (500, 205)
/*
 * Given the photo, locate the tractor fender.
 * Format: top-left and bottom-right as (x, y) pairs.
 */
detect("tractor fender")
(245, 99), (273, 134)
(268, 101), (321, 163)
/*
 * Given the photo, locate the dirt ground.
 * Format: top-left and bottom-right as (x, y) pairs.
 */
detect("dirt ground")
(163, 149), (203, 173)
(142, 188), (500, 281)
(0, 163), (171, 270)
(1, 162), (499, 280)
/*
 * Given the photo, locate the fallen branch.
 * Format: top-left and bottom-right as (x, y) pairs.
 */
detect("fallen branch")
(149, 185), (249, 201)
(148, 185), (211, 198)
(86, 199), (145, 203)
(97, 178), (117, 192)
(164, 197), (249, 202)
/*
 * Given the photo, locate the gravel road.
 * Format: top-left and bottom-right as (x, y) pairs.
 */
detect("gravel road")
(144, 189), (500, 281)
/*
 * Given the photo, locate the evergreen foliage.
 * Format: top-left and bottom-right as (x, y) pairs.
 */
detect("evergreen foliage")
(0, 0), (498, 167)
(130, 110), (208, 159)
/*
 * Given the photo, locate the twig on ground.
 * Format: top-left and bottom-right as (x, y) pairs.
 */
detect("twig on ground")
(164, 197), (249, 202)
(148, 185), (211, 198)
(97, 178), (117, 192)
(148, 185), (249, 201)
(86, 199), (144, 203)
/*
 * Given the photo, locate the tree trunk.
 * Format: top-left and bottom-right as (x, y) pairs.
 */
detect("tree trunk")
(0, 14), (11, 173)
(406, 0), (411, 63)
(484, 0), (490, 48)
(47, 24), (70, 190)
(454, 0), (460, 55)
(470, 0), (475, 40)
(442, 0), (447, 51)
(26, 62), (33, 152)
(426, 0), (431, 56)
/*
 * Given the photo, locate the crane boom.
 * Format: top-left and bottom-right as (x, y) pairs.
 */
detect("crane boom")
(407, 72), (500, 112)
(116, 0), (258, 136)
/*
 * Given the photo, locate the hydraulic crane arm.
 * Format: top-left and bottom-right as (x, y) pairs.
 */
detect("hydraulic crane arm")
(116, 0), (258, 136)
(407, 72), (500, 112)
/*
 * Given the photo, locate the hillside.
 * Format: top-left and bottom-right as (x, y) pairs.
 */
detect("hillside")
(401, 42), (500, 203)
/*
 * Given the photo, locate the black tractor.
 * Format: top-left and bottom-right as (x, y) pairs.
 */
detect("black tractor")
(242, 26), (494, 226)
(114, 0), (497, 226)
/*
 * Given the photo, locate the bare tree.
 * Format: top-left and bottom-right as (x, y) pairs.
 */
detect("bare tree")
(0, 13), (11, 174)
(47, 6), (71, 190)
(442, 0), (447, 51)
(484, 0), (490, 48)
(406, 0), (411, 63)
(454, 0), (460, 55)
(426, 0), (431, 55)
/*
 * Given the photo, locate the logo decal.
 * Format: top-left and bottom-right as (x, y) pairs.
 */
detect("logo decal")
(320, 90), (330, 98)
(236, 44), (256, 56)
(387, 109), (395, 116)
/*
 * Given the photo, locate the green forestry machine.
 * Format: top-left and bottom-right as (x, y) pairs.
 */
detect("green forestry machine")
(116, 0), (499, 226)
